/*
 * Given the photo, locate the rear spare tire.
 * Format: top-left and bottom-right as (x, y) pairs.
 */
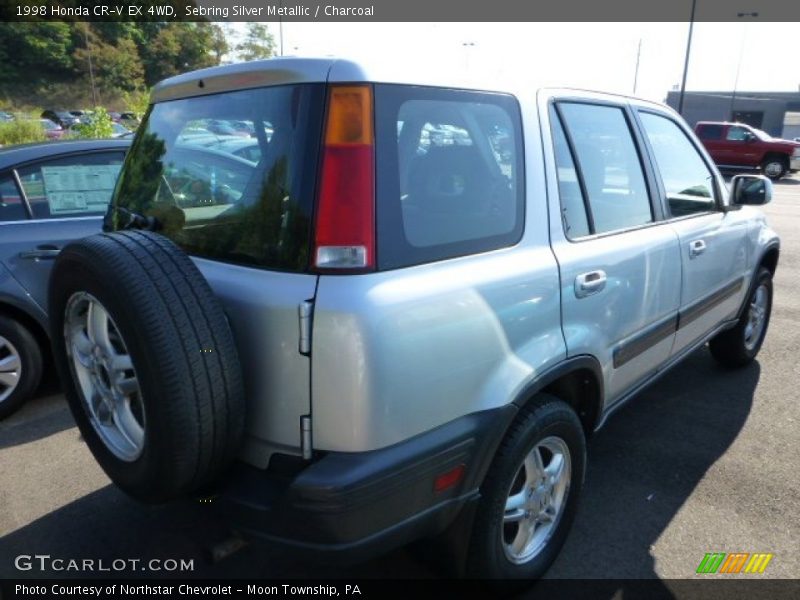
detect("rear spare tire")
(49, 230), (245, 503)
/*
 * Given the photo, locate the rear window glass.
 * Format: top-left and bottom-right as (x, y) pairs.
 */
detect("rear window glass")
(375, 85), (524, 270)
(110, 84), (324, 272)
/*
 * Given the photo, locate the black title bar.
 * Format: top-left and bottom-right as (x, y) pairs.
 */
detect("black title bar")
(3, 0), (800, 22)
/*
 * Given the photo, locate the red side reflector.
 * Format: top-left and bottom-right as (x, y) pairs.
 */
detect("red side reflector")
(434, 464), (466, 493)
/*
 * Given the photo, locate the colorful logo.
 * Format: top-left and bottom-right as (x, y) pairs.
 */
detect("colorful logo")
(696, 552), (774, 574)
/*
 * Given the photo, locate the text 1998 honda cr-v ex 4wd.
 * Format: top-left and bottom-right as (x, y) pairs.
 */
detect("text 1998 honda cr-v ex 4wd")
(48, 58), (779, 581)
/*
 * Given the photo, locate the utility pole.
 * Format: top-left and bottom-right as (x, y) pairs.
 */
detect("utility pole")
(462, 41), (475, 71)
(677, 0), (697, 116)
(730, 12), (759, 121)
(82, 24), (99, 106)
(632, 39), (642, 95)
(279, 0), (284, 56)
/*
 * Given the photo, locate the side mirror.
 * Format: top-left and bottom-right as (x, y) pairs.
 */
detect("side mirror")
(744, 133), (757, 143)
(730, 174), (772, 206)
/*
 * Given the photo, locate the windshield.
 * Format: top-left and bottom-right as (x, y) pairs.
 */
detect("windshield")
(110, 84), (325, 272)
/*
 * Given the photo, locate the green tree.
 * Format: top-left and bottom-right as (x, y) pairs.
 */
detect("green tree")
(73, 107), (114, 139)
(236, 23), (276, 62)
(0, 22), (74, 83)
(74, 31), (145, 95)
(121, 88), (151, 120)
(139, 23), (226, 85)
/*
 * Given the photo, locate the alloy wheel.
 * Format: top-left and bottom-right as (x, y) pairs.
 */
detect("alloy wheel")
(64, 292), (145, 461)
(0, 336), (22, 404)
(502, 436), (572, 565)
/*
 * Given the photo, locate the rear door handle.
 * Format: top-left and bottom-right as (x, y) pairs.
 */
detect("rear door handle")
(689, 239), (707, 258)
(19, 245), (61, 260)
(575, 270), (607, 298)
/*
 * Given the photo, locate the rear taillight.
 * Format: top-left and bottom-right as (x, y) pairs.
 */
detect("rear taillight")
(313, 85), (375, 271)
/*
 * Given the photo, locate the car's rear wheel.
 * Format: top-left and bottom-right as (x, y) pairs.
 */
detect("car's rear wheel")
(761, 157), (787, 180)
(49, 230), (245, 502)
(709, 267), (773, 368)
(0, 316), (43, 420)
(465, 395), (585, 582)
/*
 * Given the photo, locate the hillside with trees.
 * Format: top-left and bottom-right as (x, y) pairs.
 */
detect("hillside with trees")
(0, 22), (275, 110)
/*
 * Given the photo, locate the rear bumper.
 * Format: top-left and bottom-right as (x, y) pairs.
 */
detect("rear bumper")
(213, 406), (515, 562)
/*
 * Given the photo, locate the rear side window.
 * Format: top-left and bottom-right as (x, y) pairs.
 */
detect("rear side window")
(696, 124), (723, 140)
(0, 176), (27, 222)
(16, 152), (125, 219)
(639, 112), (717, 217)
(111, 84), (325, 272)
(375, 85), (524, 270)
(556, 102), (652, 235)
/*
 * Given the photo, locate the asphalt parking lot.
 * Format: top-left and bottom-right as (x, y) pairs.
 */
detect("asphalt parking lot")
(1, 178), (799, 582)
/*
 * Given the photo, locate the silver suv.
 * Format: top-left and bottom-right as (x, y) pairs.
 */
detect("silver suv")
(47, 58), (779, 581)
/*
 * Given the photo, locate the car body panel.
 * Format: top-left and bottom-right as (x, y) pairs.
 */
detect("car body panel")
(669, 212), (750, 355)
(0, 261), (47, 325)
(0, 139), (130, 327)
(0, 216), (104, 315)
(192, 257), (318, 467)
(312, 245), (564, 452)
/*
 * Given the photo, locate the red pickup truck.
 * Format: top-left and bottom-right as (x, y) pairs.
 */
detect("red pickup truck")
(694, 121), (800, 180)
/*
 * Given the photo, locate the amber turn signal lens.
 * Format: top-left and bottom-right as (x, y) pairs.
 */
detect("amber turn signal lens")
(324, 86), (374, 145)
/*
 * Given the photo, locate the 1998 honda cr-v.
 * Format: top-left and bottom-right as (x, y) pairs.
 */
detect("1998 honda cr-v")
(47, 58), (779, 580)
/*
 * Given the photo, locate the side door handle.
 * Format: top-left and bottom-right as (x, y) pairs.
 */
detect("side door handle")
(575, 270), (607, 298)
(689, 239), (707, 258)
(19, 245), (61, 260)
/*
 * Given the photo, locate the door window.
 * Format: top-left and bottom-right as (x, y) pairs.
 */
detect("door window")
(555, 102), (652, 235)
(0, 176), (27, 221)
(726, 126), (751, 142)
(550, 111), (590, 238)
(16, 151), (125, 219)
(639, 112), (717, 218)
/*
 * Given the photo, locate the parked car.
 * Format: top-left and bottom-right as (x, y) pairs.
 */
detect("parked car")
(0, 139), (130, 419)
(695, 121), (800, 180)
(178, 133), (261, 163)
(69, 109), (92, 122)
(39, 119), (65, 140)
(206, 119), (251, 137)
(41, 110), (81, 129)
(45, 59), (779, 583)
(110, 122), (132, 138)
(118, 112), (140, 129)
